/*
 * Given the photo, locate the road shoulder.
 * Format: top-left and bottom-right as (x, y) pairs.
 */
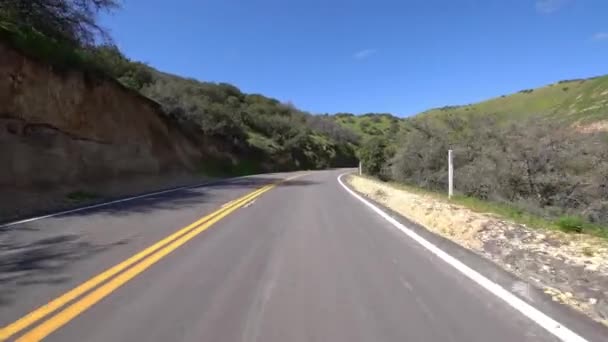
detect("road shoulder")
(341, 173), (608, 342)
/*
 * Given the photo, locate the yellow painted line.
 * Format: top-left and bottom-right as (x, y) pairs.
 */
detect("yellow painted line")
(16, 184), (278, 342)
(4, 172), (307, 342)
(0, 182), (272, 341)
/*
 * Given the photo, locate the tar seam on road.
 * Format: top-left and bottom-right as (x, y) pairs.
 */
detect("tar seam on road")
(1, 173), (306, 342)
(337, 173), (589, 342)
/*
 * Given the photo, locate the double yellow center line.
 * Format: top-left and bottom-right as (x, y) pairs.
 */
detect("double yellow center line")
(1, 175), (300, 341)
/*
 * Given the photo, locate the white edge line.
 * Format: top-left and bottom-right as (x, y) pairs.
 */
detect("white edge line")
(337, 173), (588, 342)
(0, 175), (251, 229)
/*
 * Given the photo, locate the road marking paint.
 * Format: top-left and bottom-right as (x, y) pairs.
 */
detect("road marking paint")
(4, 172), (307, 341)
(243, 199), (257, 208)
(221, 200), (236, 208)
(0, 184), (270, 341)
(337, 173), (588, 342)
(16, 184), (277, 342)
(0, 175), (255, 228)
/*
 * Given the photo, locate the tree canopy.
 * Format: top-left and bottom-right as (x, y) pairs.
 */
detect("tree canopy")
(0, 0), (119, 45)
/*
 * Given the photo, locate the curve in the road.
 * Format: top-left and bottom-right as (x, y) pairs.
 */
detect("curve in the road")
(1, 174), (305, 342)
(337, 173), (588, 342)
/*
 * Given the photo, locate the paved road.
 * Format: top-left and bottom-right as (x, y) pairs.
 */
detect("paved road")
(0, 170), (605, 341)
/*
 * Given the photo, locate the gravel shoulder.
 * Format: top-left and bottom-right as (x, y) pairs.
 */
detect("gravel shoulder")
(347, 175), (608, 326)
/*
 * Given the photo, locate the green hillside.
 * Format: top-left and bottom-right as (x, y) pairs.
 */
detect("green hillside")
(358, 74), (608, 230)
(332, 113), (403, 141)
(420, 75), (608, 124)
(0, 16), (359, 175)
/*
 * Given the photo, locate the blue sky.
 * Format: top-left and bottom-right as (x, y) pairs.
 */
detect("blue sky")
(101, 0), (608, 116)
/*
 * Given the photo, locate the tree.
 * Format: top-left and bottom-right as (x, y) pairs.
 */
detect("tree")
(0, 0), (119, 46)
(359, 137), (389, 178)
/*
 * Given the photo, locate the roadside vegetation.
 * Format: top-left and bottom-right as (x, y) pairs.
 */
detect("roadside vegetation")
(3, 1), (608, 234)
(352, 77), (608, 235)
(0, 0), (359, 175)
(332, 113), (403, 141)
(358, 174), (608, 240)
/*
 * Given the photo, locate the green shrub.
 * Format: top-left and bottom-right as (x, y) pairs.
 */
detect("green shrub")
(556, 216), (584, 233)
(359, 137), (392, 179)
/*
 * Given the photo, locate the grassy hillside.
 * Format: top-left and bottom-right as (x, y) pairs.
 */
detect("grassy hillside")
(358, 74), (608, 230)
(332, 113), (403, 142)
(420, 75), (608, 124)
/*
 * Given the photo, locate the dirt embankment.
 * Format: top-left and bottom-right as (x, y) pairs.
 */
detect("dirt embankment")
(347, 175), (608, 326)
(0, 41), (204, 220)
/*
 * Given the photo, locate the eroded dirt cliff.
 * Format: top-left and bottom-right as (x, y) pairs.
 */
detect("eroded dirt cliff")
(0, 41), (201, 190)
(0, 41), (208, 220)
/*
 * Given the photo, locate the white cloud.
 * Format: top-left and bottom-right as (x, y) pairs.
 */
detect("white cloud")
(353, 49), (377, 60)
(592, 32), (608, 41)
(535, 0), (570, 13)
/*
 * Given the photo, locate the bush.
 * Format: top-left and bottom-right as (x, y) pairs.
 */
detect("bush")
(385, 113), (608, 226)
(1, 0), (119, 46)
(556, 216), (584, 233)
(1, 1), (359, 175)
(359, 137), (392, 179)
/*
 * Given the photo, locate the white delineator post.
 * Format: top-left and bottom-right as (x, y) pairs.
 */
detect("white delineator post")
(448, 149), (454, 199)
(359, 161), (362, 176)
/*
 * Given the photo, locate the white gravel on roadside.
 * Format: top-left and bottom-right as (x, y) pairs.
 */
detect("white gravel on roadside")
(347, 175), (608, 326)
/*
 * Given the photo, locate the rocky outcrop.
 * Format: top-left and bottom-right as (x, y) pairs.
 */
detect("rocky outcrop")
(0, 41), (201, 190)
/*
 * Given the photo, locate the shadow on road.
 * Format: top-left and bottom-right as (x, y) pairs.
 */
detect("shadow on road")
(0, 232), (128, 306)
(0, 174), (319, 306)
(44, 176), (320, 219)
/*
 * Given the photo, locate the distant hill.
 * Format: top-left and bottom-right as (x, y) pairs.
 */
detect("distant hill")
(419, 75), (608, 125)
(0, 22), (360, 192)
(354, 74), (608, 228)
(331, 113), (403, 141)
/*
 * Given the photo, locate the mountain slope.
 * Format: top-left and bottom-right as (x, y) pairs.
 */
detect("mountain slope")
(332, 113), (403, 141)
(420, 75), (608, 124)
(355, 74), (608, 228)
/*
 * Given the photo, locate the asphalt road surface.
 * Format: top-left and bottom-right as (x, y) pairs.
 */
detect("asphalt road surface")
(0, 170), (606, 341)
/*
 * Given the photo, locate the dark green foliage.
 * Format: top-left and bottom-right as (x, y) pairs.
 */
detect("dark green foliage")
(88, 45), (153, 90)
(306, 115), (359, 144)
(386, 114), (608, 227)
(359, 137), (392, 180)
(558, 79), (584, 84)
(0, 0), (358, 175)
(438, 105), (462, 111)
(0, 0), (118, 46)
(140, 75), (358, 172)
(557, 216), (584, 233)
(335, 113), (355, 118)
(0, 22), (115, 76)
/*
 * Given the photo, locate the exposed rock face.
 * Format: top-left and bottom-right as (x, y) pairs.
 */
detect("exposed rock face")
(0, 42), (201, 190)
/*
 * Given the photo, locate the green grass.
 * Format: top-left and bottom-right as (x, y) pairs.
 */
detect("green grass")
(417, 74), (608, 125)
(356, 175), (608, 240)
(450, 195), (608, 239)
(333, 114), (402, 141)
(556, 216), (585, 233)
